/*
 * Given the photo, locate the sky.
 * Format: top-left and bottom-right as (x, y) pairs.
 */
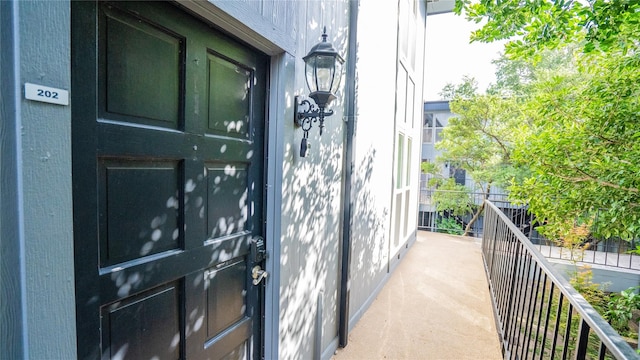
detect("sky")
(423, 12), (506, 100)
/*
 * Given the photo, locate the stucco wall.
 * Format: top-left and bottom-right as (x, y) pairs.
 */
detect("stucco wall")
(0, 1), (77, 359)
(347, 0), (399, 323)
(346, 0), (427, 328)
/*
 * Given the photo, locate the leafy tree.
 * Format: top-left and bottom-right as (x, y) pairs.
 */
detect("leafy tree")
(454, 0), (640, 57)
(487, 54), (534, 98)
(510, 50), (640, 241)
(439, 75), (479, 100)
(487, 47), (575, 97)
(451, 0), (640, 243)
(430, 77), (529, 236)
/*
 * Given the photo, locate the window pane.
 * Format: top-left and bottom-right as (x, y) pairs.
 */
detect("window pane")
(423, 128), (433, 144)
(396, 134), (404, 189)
(395, 68), (407, 124)
(424, 113), (433, 127)
(406, 137), (412, 186)
(407, 79), (415, 127)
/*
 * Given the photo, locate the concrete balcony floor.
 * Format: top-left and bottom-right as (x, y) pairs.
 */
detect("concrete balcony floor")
(332, 231), (502, 360)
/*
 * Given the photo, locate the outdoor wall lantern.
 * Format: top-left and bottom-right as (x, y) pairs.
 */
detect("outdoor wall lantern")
(294, 27), (345, 157)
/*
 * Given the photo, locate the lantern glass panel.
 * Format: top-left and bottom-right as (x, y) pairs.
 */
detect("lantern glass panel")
(330, 59), (343, 94)
(316, 55), (336, 92)
(305, 55), (337, 93)
(304, 59), (318, 93)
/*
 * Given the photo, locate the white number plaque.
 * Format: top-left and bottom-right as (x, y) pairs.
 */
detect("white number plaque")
(24, 83), (69, 106)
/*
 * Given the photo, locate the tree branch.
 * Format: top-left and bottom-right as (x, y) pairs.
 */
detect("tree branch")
(552, 172), (639, 193)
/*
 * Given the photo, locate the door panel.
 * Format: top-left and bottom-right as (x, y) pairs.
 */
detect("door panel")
(72, 2), (268, 359)
(101, 282), (182, 359)
(206, 163), (249, 238)
(207, 54), (252, 138)
(103, 7), (182, 125)
(99, 159), (182, 266)
(206, 260), (247, 337)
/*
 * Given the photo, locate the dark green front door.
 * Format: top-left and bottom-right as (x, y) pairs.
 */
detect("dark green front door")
(72, 2), (268, 358)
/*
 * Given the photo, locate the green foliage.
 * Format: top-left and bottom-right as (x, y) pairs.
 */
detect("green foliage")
(420, 161), (439, 175)
(430, 178), (475, 217)
(437, 80), (529, 191)
(606, 286), (640, 337)
(487, 54), (534, 98)
(454, 0), (640, 58)
(422, 163), (474, 234)
(487, 48), (576, 98)
(570, 267), (610, 316)
(439, 75), (479, 100)
(435, 217), (464, 235)
(630, 244), (640, 256)
(509, 49), (640, 241)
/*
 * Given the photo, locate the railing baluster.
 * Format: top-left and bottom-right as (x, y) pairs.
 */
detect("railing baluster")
(550, 293), (564, 359)
(523, 264), (542, 359)
(505, 242), (524, 354)
(539, 284), (555, 360)
(514, 253), (533, 357)
(575, 319), (590, 360)
(497, 226), (515, 328)
(493, 231), (506, 327)
(532, 273), (548, 359)
(561, 304), (573, 360)
(497, 222), (511, 318)
(488, 208), (499, 277)
(598, 341), (607, 360)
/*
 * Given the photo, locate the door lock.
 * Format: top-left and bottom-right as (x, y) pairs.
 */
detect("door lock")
(251, 265), (268, 285)
(251, 237), (266, 263)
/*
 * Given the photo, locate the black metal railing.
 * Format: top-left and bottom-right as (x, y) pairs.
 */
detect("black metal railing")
(482, 200), (638, 359)
(418, 185), (640, 271)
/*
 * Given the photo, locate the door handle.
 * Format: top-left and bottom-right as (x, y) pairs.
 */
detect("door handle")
(251, 265), (268, 285)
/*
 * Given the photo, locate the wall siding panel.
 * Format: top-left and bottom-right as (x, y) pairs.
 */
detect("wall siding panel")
(0, 1), (77, 359)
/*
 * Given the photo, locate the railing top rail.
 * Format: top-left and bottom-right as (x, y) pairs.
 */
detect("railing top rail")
(484, 200), (638, 359)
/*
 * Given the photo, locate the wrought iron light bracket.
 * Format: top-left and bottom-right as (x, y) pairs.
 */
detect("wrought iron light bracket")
(294, 95), (334, 157)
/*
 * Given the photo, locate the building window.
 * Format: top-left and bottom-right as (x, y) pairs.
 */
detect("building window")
(423, 113), (434, 143)
(423, 113), (445, 143)
(449, 164), (466, 186)
(434, 115), (444, 143)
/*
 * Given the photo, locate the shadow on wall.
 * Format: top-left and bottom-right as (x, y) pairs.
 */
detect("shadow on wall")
(279, 122), (343, 359)
(349, 147), (391, 313)
(277, 6), (352, 359)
